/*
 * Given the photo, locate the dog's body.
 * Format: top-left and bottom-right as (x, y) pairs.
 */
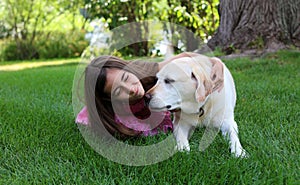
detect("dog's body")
(148, 54), (246, 157)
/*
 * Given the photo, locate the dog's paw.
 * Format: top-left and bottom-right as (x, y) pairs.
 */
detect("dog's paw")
(175, 142), (190, 152)
(233, 148), (249, 158)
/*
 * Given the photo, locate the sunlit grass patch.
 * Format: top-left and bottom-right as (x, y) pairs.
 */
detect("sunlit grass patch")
(0, 58), (80, 71)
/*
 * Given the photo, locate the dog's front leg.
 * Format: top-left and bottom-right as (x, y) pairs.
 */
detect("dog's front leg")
(173, 112), (197, 151)
(174, 122), (192, 151)
(221, 119), (247, 158)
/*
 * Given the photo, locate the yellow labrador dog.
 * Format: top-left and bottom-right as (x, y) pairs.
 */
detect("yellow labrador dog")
(148, 54), (246, 157)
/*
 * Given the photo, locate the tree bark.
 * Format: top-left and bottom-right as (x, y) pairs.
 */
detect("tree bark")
(208, 0), (300, 54)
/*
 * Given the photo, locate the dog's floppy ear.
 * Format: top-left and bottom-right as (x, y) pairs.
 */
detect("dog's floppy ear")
(191, 66), (213, 102)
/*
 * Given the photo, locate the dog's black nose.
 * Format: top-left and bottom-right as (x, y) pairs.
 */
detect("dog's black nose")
(166, 105), (172, 109)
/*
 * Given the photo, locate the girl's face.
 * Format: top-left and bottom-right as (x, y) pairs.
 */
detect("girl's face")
(104, 68), (145, 101)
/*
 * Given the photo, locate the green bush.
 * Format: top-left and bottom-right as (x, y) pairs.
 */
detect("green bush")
(0, 30), (89, 61)
(37, 33), (71, 59)
(0, 39), (39, 61)
(37, 30), (88, 59)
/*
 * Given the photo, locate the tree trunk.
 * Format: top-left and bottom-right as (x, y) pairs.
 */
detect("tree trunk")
(208, 0), (300, 54)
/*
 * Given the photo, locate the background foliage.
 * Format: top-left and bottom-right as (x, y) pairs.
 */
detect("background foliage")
(83, 0), (220, 56)
(0, 0), (220, 61)
(0, 0), (89, 61)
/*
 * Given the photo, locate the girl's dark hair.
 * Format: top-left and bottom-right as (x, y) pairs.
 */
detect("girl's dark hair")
(84, 56), (158, 139)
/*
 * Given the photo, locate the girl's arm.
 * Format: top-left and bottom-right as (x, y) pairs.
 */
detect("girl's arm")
(210, 57), (224, 92)
(158, 52), (198, 70)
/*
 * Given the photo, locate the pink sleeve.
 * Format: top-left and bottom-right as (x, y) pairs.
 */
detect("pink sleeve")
(75, 106), (89, 125)
(76, 106), (173, 136)
(115, 111), (173, 136)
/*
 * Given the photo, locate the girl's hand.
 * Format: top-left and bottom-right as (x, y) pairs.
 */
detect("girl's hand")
(210, 57), (224, 92)
(158, 52), (198, 70)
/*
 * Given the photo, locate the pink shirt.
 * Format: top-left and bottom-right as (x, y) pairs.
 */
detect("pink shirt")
(76, 99), (173, 136)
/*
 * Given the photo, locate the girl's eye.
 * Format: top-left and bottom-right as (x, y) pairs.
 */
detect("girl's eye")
(113, 87), (121, 97)
(124, 74), (129, 82)
(122, 72), (129, 82)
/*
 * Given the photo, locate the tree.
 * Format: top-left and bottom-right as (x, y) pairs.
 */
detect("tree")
(208, 0), (300, 54)
(83, 0), (156, 56)
(161, 0), (219, 51)
(1, 0), (87, 60)
(83, 0), (220, 56)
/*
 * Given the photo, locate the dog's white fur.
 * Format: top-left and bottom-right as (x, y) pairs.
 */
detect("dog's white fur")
(148, 54), (246, 157)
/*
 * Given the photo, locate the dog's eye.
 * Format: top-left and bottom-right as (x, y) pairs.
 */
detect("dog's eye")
(164, 78), (175, 84)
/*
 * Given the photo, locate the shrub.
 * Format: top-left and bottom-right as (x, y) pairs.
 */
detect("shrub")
(37, 30), (88, 59)
(0, 39), (39, 61)
(0, 30), (89, 61)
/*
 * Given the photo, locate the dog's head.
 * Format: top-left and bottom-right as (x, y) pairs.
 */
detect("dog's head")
(148, 55), (215, 114)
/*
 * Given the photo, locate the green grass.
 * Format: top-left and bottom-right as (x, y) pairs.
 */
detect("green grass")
(0, 50), (299, 184)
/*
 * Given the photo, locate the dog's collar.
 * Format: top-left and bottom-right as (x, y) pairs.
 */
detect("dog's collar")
(199, 107), (204, 117)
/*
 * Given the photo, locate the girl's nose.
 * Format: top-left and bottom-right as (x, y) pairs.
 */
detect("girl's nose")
(129, 86), (136, 95)
(120, 83), (134, 94)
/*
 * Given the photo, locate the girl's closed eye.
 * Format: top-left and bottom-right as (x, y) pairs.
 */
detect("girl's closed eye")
(113, 87), (121, 97)
(124, 73), (129, 82)
(121, 72), (129, 82)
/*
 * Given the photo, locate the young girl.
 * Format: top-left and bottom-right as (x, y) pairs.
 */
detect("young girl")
(76, 53), (224, 139)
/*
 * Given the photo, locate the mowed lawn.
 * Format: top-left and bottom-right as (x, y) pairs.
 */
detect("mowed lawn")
(0, 51), (299, 184)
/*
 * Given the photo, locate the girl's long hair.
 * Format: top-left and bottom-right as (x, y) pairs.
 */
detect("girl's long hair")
(84, 56), (158, 139)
